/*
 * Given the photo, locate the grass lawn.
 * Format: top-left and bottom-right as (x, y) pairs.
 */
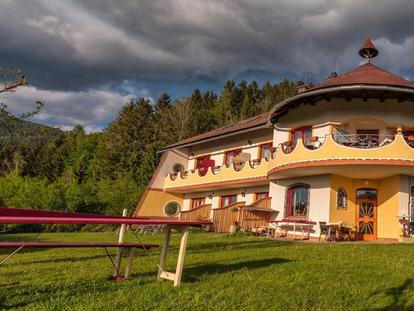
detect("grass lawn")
(1, 231), (414, 310)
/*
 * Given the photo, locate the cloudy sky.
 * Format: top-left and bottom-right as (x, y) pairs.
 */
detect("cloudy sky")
(1, 0), (414, 132)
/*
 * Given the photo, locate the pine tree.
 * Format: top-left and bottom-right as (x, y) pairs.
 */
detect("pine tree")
(215, 80), (236, 127)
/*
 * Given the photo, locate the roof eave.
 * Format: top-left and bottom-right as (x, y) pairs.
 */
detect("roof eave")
(269, 84), (414, 122)
(159, 122), (273, 153)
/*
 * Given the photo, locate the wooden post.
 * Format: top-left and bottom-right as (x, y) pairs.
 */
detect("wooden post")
(124, 248), (134, 279)
(157, 225), (171, 280)
(173, 225), (189, 287)
(113, 209), (127, 277)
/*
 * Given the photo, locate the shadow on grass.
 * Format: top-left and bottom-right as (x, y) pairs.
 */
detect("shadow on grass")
(368, 278), (414, 310)
(184, 257), (290, 283)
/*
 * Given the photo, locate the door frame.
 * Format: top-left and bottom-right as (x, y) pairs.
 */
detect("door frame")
(355, 192), (378, 240)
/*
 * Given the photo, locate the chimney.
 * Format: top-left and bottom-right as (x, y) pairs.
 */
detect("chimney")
(297, 84), (310, 94)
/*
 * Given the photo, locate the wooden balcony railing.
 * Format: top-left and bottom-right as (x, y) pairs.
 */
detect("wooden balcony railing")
(179, 204), (212, 221)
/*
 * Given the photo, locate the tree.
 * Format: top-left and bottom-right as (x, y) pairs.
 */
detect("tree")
(0, 68), (44, 175)
(94, 98), (155, 182)
(215, 80), (236, 127)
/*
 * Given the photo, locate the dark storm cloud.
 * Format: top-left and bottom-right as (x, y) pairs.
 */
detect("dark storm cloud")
(1, 0), (414, 130)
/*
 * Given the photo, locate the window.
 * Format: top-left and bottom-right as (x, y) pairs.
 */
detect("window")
(164, 201), (181, 216)
(337, 188), (347, 210)
(195, 156), (210, 169)
(191, 198), (205, 209)
(259, 143), (272, 161)
(291, 127), (312, 144)
(286, 184), (309, 218)
(255, 192), (269, 200)
(356, 188), (377, 200)
(224, 149), (242, 166)
(221, 195), (237, 208)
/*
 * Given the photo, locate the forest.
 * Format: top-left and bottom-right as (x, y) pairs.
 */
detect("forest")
(0, 77), (302, 220)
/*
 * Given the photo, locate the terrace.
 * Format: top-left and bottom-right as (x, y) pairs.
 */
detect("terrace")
(179, 197), (275, 233)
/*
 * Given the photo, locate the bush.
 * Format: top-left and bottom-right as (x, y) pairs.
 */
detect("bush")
(0, 172), (145, 232)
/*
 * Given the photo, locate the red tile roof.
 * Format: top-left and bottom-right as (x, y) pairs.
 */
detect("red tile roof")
(163, 112), (270, 150)
(310, 63), (414, 91)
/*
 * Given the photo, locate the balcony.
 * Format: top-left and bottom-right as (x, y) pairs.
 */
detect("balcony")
(164, 159), (269, 192)
(268, 134), (414, 180)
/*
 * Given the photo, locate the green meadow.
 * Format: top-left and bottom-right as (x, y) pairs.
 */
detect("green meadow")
(1, 232), (414, 310)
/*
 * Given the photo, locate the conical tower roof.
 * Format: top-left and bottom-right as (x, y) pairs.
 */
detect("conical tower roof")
(311, 63), (414, 91)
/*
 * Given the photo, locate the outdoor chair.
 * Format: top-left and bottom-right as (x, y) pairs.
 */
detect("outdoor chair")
(265, 223), (278, 239)
(318, 221), (330, 241)
(275, 223), (288, 238)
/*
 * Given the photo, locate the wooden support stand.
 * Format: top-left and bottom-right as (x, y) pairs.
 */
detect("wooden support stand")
(157, 225), (190, 287)
(113, 209), (127, 279)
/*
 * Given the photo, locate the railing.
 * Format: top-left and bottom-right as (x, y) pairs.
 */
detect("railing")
(212, 202), (245, 232)
(239, 197), (274, 230)
(404, 135), (414, 148)
(211, 198), (274, 232)
(281, 136), (326, 154)
(179, 204), (212, 221)
(332, 134), (395, 149)
(250, 197), (272, 209)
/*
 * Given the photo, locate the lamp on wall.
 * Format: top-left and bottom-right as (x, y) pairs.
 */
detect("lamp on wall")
(241, 191), (246, 198)
(364, 180), (370, 186)
(248, 140), (253, 145)
(208, 193), (213, 200)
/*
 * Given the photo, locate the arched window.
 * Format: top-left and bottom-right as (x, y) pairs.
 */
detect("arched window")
(337, 188), (347, 210)
(164, 201), (181, 216)
(286, 184), (310, 218)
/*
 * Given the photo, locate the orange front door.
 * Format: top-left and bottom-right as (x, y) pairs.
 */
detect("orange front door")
(356, 198), (377, 240)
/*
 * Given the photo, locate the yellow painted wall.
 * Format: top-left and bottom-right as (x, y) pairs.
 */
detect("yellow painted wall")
(134, 188), (184, 217)
(329, 175), (356, 228)
(164, 157), (269, 190)
(377, 175), (400, 239)
(329, 175), (401, 239)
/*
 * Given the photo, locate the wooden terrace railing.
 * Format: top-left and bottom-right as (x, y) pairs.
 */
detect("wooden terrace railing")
(179, 204), (212, 221)
(239, 197), (273, 231)
(212, 202), (246, 233)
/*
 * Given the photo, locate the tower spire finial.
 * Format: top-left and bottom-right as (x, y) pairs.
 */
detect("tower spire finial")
(359, 38), (378, 63)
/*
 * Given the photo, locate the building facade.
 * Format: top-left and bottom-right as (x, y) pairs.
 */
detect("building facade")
(134, 39), (414, 241)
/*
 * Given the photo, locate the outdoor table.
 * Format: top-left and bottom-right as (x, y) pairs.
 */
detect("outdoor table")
(270, 219), (317, 240)
(0, 207), (212, 286)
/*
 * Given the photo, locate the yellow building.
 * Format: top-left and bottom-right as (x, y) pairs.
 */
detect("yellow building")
(135, 39), (414, 241)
